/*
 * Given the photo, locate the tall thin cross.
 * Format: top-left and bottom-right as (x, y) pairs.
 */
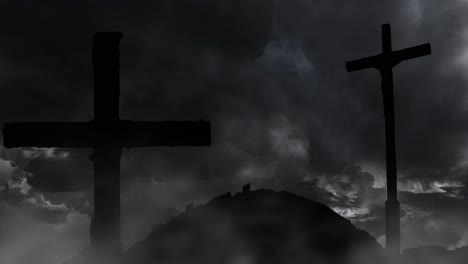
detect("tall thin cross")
(345, 24), (431, 255)
(2, 32), (211, 251)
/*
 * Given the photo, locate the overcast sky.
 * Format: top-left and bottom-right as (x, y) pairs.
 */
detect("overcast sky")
(1, 0), (468, 263)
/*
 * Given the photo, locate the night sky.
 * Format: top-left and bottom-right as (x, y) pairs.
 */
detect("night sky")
(1, 1), (468, 263)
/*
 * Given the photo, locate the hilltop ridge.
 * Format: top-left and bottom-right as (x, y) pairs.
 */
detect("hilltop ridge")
(124, 187), (383, 264)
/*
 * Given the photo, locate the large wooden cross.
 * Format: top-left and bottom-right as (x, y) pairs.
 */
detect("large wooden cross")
(346, 24), (431, 255)
(2, 32), (211, 251)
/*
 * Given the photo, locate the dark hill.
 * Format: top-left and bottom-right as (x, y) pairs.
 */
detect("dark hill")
(402, 246), (468, 264)
(124, 188), (384, 264)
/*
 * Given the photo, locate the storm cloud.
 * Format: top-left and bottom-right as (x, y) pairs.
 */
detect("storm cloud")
(1, 0), (468, 263)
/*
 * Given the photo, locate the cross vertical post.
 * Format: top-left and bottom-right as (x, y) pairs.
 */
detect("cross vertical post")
(90, 32), (123, 250)
(381, 24), (400, 256)
(345, 23), (431, 255)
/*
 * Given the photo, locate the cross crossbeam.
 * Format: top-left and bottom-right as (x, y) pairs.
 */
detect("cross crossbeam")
(3, 121), (210, 148)
(346, 43), (431, 72)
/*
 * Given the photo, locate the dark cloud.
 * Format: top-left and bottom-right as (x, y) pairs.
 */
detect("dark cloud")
(24, 149), (93, 192)
(1, 0), (468, 263)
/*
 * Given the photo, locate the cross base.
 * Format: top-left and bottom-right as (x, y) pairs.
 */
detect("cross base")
(385, 199), (400, 255)
(65, 243), (123, 264)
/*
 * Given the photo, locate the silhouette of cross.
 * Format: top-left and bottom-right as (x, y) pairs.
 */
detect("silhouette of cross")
(2, 32), (211, 251)
(346, 24), (431, 255)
